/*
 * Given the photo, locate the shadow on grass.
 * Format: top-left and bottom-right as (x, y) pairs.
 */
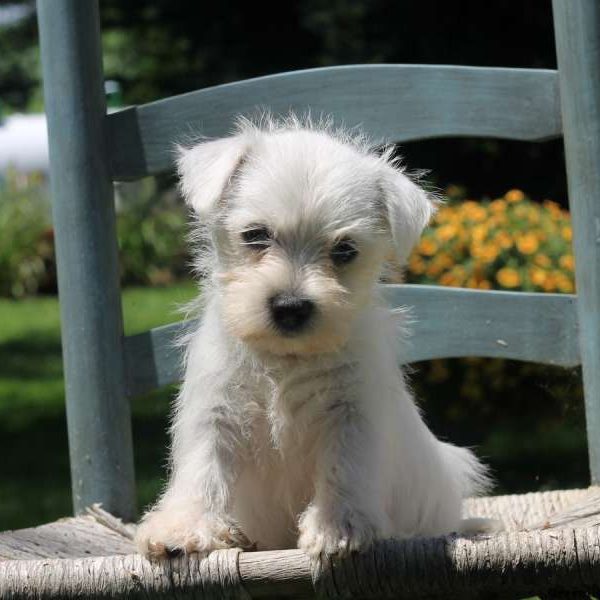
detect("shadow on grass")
(0, 335), (63, 381)
(0, 399), (172, 531)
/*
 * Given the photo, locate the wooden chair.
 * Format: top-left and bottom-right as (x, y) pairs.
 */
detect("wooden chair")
(2, 0), (600, 597)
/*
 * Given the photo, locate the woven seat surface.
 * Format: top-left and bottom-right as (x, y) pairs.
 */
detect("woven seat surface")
(2, 489), (600, 598)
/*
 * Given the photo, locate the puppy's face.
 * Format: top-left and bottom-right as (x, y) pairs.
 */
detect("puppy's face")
(178, 123), (434, 357)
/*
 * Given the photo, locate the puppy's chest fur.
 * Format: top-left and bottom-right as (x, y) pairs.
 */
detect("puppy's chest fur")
(240, 354), (359, 465)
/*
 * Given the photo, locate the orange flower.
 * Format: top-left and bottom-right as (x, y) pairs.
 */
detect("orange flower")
(561, 226), (573, 242)
(496, 267), (521, 288)
(494, 230), (513, 249)
(408, 255), (426, 275)
(516, 232), (540, 255)
(534, 254), (552, 268)
(490, 199), (506, 213)
(436, 224), (458, 242)
(555, 273), (574, 293)
(439, 272), (458, 287)
(529, 267), (547, 287)
(418, 238), (438, 256)
(505, 189), (525, 203)
(559, 254), (575, 272)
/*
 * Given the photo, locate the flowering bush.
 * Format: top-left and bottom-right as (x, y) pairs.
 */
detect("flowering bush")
(406, 188), (575, 294)
(403, 188), (585, 493)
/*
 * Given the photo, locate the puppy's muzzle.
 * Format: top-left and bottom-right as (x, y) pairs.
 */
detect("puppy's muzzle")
(269, 293), (315, 335)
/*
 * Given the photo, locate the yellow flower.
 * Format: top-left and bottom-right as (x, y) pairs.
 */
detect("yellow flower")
(408, 255), (426, 275)
(494, 230), (513, 249)
(471, 224), (489, 242)
(418, 238), (438, 256)
(432, 253), (454, 270)
(534, 254), (552, 268)
(436, 224), (458, 242)
(478, 280), (492, 290)
(490, 199), (506, 213)
(543, 199), (562, 217)
(426, 262), (445, 277)
(529, 267), (547, 287)
(555, 273), (574, 293)
(542, 274), (556, 292)
(514, 205), (529, 219)
(561, 226), (573, 242)
(527, 209), (540, 225)
(505, 189), (525, 203)
(435, 206), (455, 224)
(516, 232), (540, 255)
(465, 204), (487, 222)
(559, 254), (575, 272)
(439, 272), (458, 287)
(496, 267), (521, 288)
(479, 244), (500, 263)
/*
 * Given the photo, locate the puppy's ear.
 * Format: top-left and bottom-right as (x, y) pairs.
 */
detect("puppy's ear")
(177, 136), (248, 219)
(379, 164), (436, 260)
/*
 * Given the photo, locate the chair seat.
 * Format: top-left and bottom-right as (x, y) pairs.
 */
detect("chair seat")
(2, 488), (600, 598)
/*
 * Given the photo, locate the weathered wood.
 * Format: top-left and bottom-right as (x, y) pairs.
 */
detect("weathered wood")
(36, 0), (136, 520)
(124, 320), (191, 397)
(553, 0), (600, 484)
(107, 65), (562, 180)
(382, 285), (580, 365)
(123, 286), (580, 397)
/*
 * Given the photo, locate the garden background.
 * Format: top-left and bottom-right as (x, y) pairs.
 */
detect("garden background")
(0, 0), (587, 531)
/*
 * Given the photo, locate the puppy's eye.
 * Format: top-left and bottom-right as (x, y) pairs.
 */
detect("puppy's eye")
(241, 226), (272, 249)
(330, 238), (358, 265)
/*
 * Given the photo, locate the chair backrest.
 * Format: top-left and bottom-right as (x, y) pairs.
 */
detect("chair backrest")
(36, 0), (600, 521)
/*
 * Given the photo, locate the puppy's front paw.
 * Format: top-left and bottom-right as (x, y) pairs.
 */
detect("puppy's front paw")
(298, 504), (378, 556)
(135, 508), (254, 560)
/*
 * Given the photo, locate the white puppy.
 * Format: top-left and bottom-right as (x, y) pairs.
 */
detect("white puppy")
(135, 116), (489, 559)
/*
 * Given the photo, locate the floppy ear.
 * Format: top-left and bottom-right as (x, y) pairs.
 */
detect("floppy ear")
(379, 165), (437, 261)
(177, 135), (249, 219)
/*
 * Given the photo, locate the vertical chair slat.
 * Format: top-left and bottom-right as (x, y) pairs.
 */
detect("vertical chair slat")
(37, 0), (136, 520)
(553, 0), (600, 483)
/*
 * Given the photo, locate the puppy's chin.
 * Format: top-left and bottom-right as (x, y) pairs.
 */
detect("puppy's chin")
(237, 326), (350, 358)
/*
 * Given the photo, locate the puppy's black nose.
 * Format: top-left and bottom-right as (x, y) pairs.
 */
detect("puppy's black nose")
(269, 294), (315, 334)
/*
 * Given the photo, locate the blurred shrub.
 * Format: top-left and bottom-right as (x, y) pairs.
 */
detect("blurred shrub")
(0, 171), (54, 297)
(404, 188), (585, 492)
(115, 178), (190, 286)
(0, 174), (191, 297)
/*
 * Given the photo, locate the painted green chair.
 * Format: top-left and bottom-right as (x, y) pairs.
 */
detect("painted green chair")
(2, 0), (600, 597)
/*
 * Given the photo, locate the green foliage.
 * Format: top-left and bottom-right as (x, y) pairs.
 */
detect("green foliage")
(0, 174), (191, 297)
(0, 171), (53, 297)
(116, 178), (190, 286)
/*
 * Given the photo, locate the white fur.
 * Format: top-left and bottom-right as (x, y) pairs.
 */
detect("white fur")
(135, 116), (490, 559)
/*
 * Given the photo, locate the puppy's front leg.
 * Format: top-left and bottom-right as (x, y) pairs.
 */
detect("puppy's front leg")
(136, 386), (252, 559)
(298, 397), (389, 556)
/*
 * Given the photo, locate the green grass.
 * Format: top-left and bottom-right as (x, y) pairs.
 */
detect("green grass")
(0, 282), (196, 530)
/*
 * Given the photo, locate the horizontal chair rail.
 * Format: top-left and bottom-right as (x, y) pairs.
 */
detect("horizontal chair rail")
(3, 528), (600, 599)
(107, 65), (562, 180)
(123, 285), (579, 397)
